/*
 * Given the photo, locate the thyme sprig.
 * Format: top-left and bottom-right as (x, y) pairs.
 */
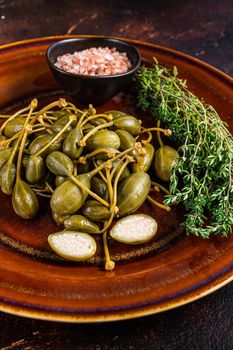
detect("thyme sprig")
(136, 60), (233, 238)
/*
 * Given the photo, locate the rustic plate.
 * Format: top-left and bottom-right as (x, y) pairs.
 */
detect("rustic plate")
(0, 35), (232, 322)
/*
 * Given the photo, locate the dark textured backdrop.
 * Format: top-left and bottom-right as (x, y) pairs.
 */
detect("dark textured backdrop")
(0, 0), (233, 349)
(1, 0), (233, 76)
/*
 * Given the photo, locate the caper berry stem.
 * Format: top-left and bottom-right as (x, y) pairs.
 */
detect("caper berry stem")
(99, 157), (134, 233)
(8, 130), (22, 164)
(108, 146), (135, 164)
(136, 153), (146, 166)
(45, 181), (54, 193)
(0, 114), (17, 119)
(103, 231), (115, 271)
(141, 131), (153, 145)
(87, 104), (96, 115)
(34, 114), (77, 157)
(0, 100), (36, 135)
(152, 186), (160, 193)
(36, 192), (52, 198)
(93, 160), (107, 183)
(140, 127), (172, 137)
(37, 115), (54, 128)
(111, 156), (134, 213)
(70, 174), (110, 208)
(0, 125), (46, 148)
(0, 133), (19, 147)
(110, 159), (121, 180)
(42, 115), (58, 121)
(105, 166), (113, 205)
(82, 124), (94, 132)
(87, 147), (134, 180)
(31, 98), (67, 124)
(147, 194), (171, 211)
(16, 129), (31, 180)
(0, 111), (38, 119)
(79, 147), (116, 164)
(87, 160), (110, 179)
(73, 163), (77, 176)
(76, 110), (89, 128)
(109, 148), (136, 182)
(79, 113), (113, 128)
(151, 181), (170, 195)
(16, 100), (38, 180)
(28, 126), (46, 135)
(99, 212), (115, 234)
(78, 121), (114, 147)
(33, 187), (50, 192)
(66, 102), (83, 114)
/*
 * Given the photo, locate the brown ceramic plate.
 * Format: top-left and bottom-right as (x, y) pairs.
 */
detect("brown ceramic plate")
(0, 35), (232, 322)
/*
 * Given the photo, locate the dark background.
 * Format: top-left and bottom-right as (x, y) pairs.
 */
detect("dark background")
(0, 0), (233, 349)
(1, 0), (233, 76)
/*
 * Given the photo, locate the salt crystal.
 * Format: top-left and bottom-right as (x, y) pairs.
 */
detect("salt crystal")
(55, 46), (132, 76)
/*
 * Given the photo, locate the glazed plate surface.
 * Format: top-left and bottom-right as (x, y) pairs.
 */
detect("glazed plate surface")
(0, 35), (232, 322)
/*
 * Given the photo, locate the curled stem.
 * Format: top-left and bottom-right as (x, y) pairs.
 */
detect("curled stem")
(66, 102), (83, 114)
(79, 113), (113, 128)
(141, 131), (153, 144)
(78, 121), (113, 147)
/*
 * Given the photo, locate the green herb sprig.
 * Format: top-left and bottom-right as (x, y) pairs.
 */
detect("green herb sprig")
(136, 60), (233, 238)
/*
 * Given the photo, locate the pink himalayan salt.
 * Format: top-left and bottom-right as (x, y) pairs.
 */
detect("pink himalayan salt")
(55, 46), (132, 76)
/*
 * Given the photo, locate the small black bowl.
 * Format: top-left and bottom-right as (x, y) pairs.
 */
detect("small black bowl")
(46, 37), (141, 106)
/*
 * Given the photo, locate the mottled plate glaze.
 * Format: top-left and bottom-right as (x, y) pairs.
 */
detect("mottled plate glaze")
(0, 35), (232, 322)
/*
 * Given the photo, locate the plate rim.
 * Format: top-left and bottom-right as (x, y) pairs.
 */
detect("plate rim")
(0, 35), (232, 322)
(0, 270), (232, 323)
(1, 34), (232, 84)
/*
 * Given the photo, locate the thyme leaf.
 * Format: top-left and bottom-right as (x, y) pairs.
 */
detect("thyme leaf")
(136, 61), (233, 238)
